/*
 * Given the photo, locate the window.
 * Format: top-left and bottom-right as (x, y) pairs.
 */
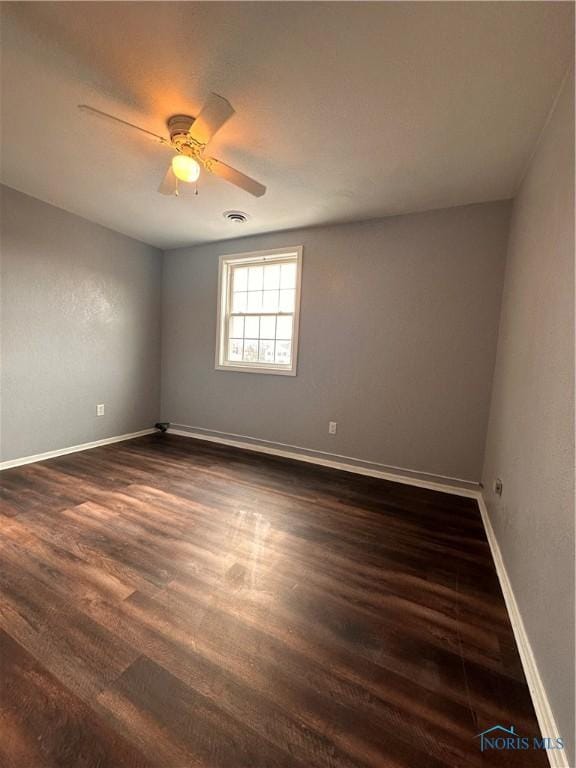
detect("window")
(216, 247), (303, 375)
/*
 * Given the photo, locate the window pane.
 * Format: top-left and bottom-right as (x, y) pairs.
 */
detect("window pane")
(260, 315), (276, 339)
(245, 316), (259, 338)
(247, 291), (263, 312)
(233, 267), (248, 292)
(248, 266), (263, 291)
(232, 291), (247, 312)
(262, 290), (279, 312)
(228, 339), (243, 361)
(279, 289), (295, 312)
(263, 264), (280, 290)
(280, 263), (296, 289)
(276, 315), (293, 340)
(259, 339), (275, 363)
(275, 340), (291, 365)
(229, 316), (244, 338)
(243, 339), (259, 361)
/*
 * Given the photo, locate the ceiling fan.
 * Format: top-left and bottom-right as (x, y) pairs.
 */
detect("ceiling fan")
(78, 93), (266, 198)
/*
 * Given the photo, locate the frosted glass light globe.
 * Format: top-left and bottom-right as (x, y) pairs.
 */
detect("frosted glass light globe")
(172, 154), (200, 182)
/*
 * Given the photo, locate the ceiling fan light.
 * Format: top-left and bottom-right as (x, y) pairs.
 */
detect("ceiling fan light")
(172, 154), (200, 183)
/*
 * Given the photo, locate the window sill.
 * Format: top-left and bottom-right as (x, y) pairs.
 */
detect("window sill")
(215, 363), (297, 376)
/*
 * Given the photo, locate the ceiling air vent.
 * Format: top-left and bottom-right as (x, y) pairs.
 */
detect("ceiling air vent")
(223, 210), (249, 224)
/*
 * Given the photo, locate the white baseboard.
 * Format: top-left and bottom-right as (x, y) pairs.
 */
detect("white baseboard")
(0, 428), (156, 471)
(476, 494), (568, 768)
(167, 425), (480, 498)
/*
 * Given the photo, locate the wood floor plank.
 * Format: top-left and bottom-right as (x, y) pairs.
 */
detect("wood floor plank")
(0, 552), (139, 702)
(66, 578), (472, 767)
(0, 433), (548, 767)
(0, 630), (153, 768)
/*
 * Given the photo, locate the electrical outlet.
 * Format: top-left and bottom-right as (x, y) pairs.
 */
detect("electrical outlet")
(96, 404), (105, 417)
(493, 478), (503, 497)
(328, 421), (337, 435)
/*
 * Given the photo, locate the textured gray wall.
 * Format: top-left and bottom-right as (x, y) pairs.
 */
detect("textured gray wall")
(161, 201), (511, 482)
(482, 69), (575, 761)
(0, 186), (162, 462)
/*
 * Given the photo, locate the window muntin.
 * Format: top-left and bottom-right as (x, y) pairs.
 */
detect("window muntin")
(216, 248), (302, 375)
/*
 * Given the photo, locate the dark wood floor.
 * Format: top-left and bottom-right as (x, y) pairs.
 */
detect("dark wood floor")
(0, 434), (546, 767)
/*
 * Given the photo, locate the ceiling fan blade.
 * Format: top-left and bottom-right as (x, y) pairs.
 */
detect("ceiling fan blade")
(78, 104), (168, 143)
(158, 166), (178, 195)
(188, 93), (235, 145)
(206, 158), (266, 197)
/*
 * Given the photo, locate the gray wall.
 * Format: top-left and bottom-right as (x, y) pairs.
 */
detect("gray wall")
(0, 186), (162, 462)
(161, 201), (511, 482)
(482, 69), (575, 760)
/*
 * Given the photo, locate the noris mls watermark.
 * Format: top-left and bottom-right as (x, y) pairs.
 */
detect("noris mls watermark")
(475, 725), (564, 753)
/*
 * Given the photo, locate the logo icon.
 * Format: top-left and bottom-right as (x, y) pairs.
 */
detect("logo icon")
(476, 725), (520, 752)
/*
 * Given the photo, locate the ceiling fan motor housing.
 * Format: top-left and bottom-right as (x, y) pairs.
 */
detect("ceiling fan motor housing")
(167, 115), (195, 141)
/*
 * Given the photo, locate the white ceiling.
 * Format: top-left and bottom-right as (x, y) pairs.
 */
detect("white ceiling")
(1, 2), (573, 249)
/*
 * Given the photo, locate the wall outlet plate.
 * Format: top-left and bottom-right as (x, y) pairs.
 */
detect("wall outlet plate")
(493, 478), (503, 496)
(328, 421), (337, 435)
(96, 404), (105, 417)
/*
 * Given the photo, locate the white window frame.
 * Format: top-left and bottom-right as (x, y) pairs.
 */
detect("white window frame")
(215, 246), (303, 376)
